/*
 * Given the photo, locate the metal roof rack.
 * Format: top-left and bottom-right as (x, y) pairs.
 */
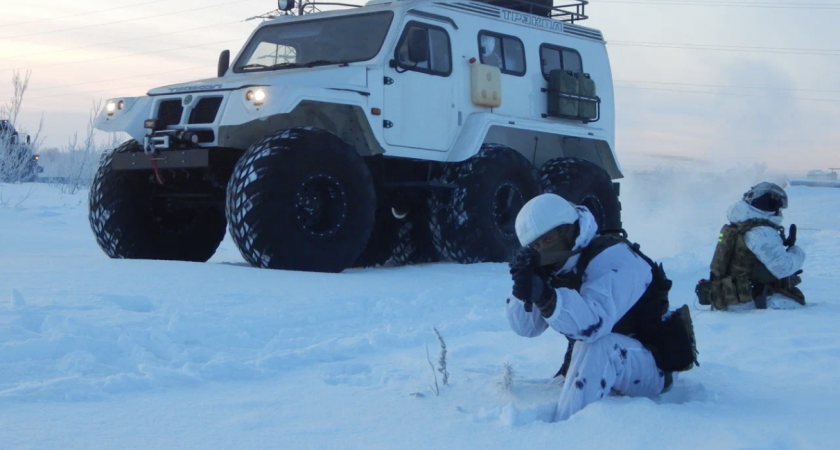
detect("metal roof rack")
(470, 0), (588, 22)
(247, 0), (588, 21)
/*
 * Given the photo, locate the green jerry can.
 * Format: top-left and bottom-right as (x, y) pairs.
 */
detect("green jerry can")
(576, 72), (597, 119)
(548, 69), (578, 118)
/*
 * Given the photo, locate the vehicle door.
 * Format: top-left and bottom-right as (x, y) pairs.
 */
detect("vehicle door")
(382, 19), (457, 152)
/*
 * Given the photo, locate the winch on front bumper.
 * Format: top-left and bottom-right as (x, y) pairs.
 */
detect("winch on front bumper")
(109, 93), (231, 171)
(105, 129), (211, 171)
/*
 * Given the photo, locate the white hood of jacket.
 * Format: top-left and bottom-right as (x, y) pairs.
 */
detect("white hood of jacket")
(555, 206), (599, 274)
(726, 199), (784, 227)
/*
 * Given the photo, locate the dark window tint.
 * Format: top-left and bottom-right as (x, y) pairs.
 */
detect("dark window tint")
(479, 31), (526, 76)
(540, 45), (583, 79)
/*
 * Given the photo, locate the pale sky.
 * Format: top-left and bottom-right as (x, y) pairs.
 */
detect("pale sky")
(1, 0), (838, 174)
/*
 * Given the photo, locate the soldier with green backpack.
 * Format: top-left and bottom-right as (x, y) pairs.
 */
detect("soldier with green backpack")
(696, 182), (806, 311)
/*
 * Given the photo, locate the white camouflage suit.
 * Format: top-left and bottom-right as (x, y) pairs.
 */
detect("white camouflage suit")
(506, 205), (667, 421)
(725, 199), (806, 309)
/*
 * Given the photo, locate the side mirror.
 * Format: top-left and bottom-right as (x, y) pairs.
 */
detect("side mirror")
(278, 0), (295, 11)
(407, 28), (429, 64)
(26, 135), (30, 145)
(218, 50), (230, 78)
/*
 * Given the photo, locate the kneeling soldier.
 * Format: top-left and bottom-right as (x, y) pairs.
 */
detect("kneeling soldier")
(696, 182), (806, 311)
(506, 193), (698, 421)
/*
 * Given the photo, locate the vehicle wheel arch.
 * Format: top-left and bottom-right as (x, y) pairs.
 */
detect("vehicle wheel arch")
(446, 122), (623, 180)
(219, 100), (384, 157)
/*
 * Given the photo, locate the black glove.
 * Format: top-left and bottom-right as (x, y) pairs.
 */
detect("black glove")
(512, 267), (557, 317)
(784, 224), (797, 248)
(509, 246), (541, 274)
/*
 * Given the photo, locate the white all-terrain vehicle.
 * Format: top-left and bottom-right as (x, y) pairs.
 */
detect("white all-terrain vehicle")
(90, 0), (624, 273)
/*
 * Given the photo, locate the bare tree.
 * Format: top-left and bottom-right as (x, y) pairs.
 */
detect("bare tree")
(1, 70), (31, 126)
(61, 100), (103, 195)
(1, 70), (40, 184)
(0, 69), (109, 193)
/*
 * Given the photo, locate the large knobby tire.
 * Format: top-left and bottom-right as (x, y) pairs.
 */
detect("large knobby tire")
(89, 140), (227, 262)
(353, 205), (438, 268)
(226, 128), (376, 273)
(540, 157), (621, 232)
(430, 144), (541, 263)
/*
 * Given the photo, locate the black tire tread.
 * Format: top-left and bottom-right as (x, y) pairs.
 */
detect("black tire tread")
(225, 127), (376, 273)
(539, 157), (621, 232)
(89, 140), (226, 262)
(430, 144), (540, 264)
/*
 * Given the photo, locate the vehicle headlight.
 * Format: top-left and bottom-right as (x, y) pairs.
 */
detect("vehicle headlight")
(106, 99), (126, 116)
(246, 89), (267, 105)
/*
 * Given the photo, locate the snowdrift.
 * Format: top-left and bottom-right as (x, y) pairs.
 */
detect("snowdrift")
(1, 172), (838, 449)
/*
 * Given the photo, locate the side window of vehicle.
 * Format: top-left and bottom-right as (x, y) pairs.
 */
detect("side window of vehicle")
(395, 22), (452, 76)
(478, 31), (526, 76)
(540, 44), (582, 79)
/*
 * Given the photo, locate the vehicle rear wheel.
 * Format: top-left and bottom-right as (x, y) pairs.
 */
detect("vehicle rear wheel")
(539, 157), (621, 232)
(429, 144), (541, 263)
(89, 140), (227, 262)
(225, 128), (376, 273)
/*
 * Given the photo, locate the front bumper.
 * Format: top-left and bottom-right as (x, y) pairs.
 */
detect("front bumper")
(110, 149), (210, 171)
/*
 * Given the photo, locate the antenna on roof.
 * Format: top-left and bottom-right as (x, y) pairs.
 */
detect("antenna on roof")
(245, 0), (361, 21)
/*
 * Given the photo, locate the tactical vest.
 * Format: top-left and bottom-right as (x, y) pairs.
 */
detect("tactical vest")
(547, 233), (671, 336)
(697, 220), (803, 309)
(552, 233), (696, 377)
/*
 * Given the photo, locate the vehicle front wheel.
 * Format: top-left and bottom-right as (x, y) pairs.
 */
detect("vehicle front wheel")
(89, 140), (227, 262)
(225, 128), (376, 273)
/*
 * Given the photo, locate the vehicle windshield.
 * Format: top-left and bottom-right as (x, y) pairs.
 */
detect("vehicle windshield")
(234, 11), (394, 73)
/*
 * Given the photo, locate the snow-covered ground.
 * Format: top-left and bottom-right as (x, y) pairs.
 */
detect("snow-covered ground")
(1, 173), (838, 449)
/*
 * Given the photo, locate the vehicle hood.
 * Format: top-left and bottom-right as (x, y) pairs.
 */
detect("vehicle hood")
(146, 65), (369, 96)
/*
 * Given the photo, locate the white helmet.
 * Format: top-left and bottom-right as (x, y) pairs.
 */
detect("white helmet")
(743, 182), (788, 213)
(515, 193), (579, 247)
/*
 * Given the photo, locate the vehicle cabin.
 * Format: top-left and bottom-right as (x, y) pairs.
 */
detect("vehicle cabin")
(226, 0), (619, 178)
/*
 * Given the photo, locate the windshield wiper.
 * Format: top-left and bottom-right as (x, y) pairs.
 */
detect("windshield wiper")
(239, 63), (270, 71)
(303, 60), (351, 68)
(240, 62), (304, 72)
(239, 60), (348, 72)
